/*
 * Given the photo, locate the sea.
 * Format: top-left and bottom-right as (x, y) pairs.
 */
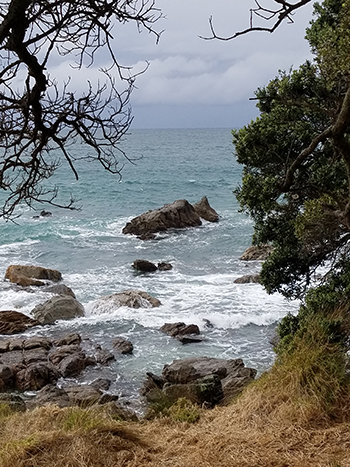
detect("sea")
(0, 128), (299, 409)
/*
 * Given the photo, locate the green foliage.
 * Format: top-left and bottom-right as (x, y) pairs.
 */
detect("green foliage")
(168, 398), (200, 423)
(233, 0), (350, 298)
(60, 407), (103, 432)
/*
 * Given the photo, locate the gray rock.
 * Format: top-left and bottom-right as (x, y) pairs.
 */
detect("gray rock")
(45, 284), (76, 298)
(54, 333), (82, 347)
(192, 196), (219, 222)
(175, 335), (204, 344)
(94, 345), (116, 365)
(58, 352), (94, 378)
(49, 344), (82, 365)
(16, 362), (60, 391)
(27, 384), (70, 409)
(240, 245), (273, 261)
(112, 337), (134, 355)
(65, 385), (102, 408)
(132, 260), (158, 272)
(160, 322), (200, 337)
(23, 337), (52, 351)
(31, 295), (84, 324)
(89, 378), (112, 391)
(157, 262), (173, 271)
(122, 199), (202, 237)
(234, 274), (261, 284)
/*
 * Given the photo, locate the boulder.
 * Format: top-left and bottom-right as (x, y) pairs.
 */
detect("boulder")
(234, 274), (261, 284)
(5, 265), (62, 287)
(112, 337), (134, 355)
(31, 295), (85, 324)
(0, 365), (14, 390)
(94, 345), (116, 365)
(163, 374), (223, 406)
(94, 290), (161, 310)
(65, 385), (103, 408)
(54, 333), (82, 346)
(240, 245), (273, 261)
(27, 384), (70, 409)
(122, 199), (202, 237)
(49, 344), (82, 365)
(58, 352), (94, 378)
(0, 310), (40, 335)
(45, 284), (76, 298)
(132, 260), (158, 273)
(157, 262), (173, 271)
(16, 362), (60, 391)
(192, 196), (219, 222)
(160, 322), (200, 337)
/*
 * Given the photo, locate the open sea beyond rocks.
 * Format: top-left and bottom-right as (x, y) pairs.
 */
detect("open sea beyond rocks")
(0, 128), (299, 411)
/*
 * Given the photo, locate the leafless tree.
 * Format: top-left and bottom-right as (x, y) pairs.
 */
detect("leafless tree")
(202, 0), (313, 40)
(0, 0), (162, 219)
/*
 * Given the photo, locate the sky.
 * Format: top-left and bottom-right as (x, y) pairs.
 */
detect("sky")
(52, 0), (316, 130)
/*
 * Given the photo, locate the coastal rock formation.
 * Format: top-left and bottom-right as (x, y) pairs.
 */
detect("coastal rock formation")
(112, 337), (134, 355)
(45, 284), (76, 298)
(193, 196), (219, 222)
(92, 290), (161, 311)
(0, 310), (40, 335)
(142, 356), (256, 407)
(234, 274), (261, 284)
(239, 245), (273, 261)
(132, 259), (158, 272)
(122, 199), (202, 237)
(160, 322), (203, 344)
(157, 262), (172, 271)
(5, 264), (62, 287)
(31, 296), (85, 324)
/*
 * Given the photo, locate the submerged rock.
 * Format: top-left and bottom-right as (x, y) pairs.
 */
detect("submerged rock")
(93, 290), (161, 310)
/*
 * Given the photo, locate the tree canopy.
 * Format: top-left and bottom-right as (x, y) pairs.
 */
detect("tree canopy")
(0, 0), (162, 219)
(233, 0), (350, 299)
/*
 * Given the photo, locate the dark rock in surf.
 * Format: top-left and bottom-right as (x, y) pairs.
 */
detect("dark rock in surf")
(234, 274), (261, 284)
(132, 259), (158, 272)
(45, 284), (76, 298)
(193, 196), (219, 222)
(160, 322), (200, 338)
(122, 199), (202, 237)
(157, 262), (173, 271)
(112, 337), (134, 355)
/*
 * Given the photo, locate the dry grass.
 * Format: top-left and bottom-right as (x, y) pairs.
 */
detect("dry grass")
(2, 321), (350, 467)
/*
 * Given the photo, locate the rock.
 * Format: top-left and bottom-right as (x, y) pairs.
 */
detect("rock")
(0, 365), (14, 390)
(122, 199), (202, 237)
(203, 318), (214, 329)
(192, 196), (219, 222)
(132, 260), (158, 273)
(54, 333), (82, 346)
(49, 344), (82, 365)
(23, 348), (49, 365)
(27, 384), (70, 409)
(40, 210), (52, 217)
(163, 374), (223, 406)
(65, 385), (102, 407)
(94, 345), (116, 365)
(0, 310), (40, 335)
(240, 245), (273, 261)
(23, 337), (52, 351)
(5, 265), (62, 287)
(58, 352), (95, 378)
(112, 337), (134, 355)
(0, 350), (25, 366)
(0, 393), (26, 412)
(176, 335), (204, 344)
(16, 362), (60, 391)
(45, 284), (76, 298)
(100, 401), (139, 421)
(94, 290), (161, 310)
(89, 378), (112, 391)
(31, 295), (85, 324)
(157, 262), (173, 271)
(234, 274), (261, 284)
(160, 322), (200, 337)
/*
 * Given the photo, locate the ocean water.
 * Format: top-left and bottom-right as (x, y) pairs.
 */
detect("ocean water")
(0, 128), (299, 408)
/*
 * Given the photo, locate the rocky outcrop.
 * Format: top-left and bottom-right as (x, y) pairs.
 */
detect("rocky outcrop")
(122, 199), (202, 237)
(234, 274), (261, 284)
(5, 265), (62, 287)
(92, 290), (161, 311)
(160, 322), (203, 344)
(0, 310), (40, 335)
(112, 337), (134, 355)
(157, 262), (173, 271)
(193, 196), (219, 222)
(142, 356), (256, 407)
(45, 284), (76, 298)
(0, 334), (96, 392)
(31, 295), (85, 324)
(240, 245), (273, 261)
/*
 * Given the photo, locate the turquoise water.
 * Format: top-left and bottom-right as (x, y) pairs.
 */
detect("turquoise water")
(0, 128), (298, 409)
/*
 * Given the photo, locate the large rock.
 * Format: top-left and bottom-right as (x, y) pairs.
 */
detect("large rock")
(160, 322), (200, 337)
(93, 290), (161, 310)
(122, 199), (202, 237)
(16, 362), (60, 391)
(31, 295), (85, 324)
(234, 274), (261, 284)
(5, 265), (62, 287)
(45, 284), (76, 298)
(112, 337), (134, 355)
(192, 196), (219, 222)
(132, 260), (158, 273)
(240, 245), (273, 261)
(0, 310), (40, 335)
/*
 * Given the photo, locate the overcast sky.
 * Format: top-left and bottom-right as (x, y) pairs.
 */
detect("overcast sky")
(126, 0), (316, 129)
(51, 1), (315, 130)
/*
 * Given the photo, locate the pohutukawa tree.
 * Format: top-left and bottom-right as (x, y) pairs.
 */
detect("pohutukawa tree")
(0, 0), (162, 219)
(231, 0), (350, 300)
